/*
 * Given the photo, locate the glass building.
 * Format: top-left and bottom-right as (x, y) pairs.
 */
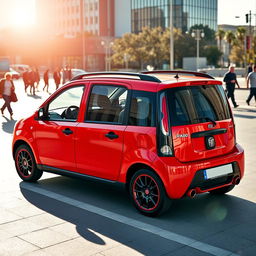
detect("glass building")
(131, 0), (217, 33)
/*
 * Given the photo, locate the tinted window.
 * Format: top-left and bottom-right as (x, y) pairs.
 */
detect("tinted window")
(128, 91), (156, 127)
(167, 85), (231, 126)
(86, 85), (128, 124)
(48, 86), (84, 121)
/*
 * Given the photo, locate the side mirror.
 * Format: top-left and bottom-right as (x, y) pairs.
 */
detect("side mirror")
(37, 107), (48, 120)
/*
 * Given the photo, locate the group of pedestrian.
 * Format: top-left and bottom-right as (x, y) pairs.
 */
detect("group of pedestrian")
(223, 65), (256, 108)
(23, 68), (40, 95)
(22, 65), (72, 95)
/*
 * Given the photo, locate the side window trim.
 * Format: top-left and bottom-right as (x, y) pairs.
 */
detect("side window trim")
(46, 85), (85, 122)
(84, 84), (130, 125)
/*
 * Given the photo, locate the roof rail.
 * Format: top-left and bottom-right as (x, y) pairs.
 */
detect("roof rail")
(71, 72), (161, 83)
(141, 70), (215, 79)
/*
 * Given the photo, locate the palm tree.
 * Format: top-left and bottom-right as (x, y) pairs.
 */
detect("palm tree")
(216, 29), (225, 51)
(216, 29), (225, 66)
(236, 27), (247, 67)
(225, 31), (235, 65)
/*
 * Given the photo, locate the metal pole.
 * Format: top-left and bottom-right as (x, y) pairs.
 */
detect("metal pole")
(196, 36), (199, 71)
(170, 0), (174, 70)
(80, 0), (86, 70)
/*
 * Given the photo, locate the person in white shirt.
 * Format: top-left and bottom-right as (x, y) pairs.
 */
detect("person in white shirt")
(246, 65), (256, 106)
(0, 72), (15, 119)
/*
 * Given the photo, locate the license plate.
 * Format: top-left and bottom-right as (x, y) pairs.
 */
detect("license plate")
(203, 164), (233, 180)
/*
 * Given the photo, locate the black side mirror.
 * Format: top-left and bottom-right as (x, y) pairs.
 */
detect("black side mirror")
(37, 107), (48, 120)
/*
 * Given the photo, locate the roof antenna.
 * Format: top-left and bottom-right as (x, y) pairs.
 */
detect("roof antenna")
(174, 73), (179, 80)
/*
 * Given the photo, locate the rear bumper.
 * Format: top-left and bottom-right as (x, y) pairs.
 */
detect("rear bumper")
(160, 143), (244, 199)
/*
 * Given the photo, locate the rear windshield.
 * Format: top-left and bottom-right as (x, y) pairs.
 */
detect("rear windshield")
(166, 84), (232, 126)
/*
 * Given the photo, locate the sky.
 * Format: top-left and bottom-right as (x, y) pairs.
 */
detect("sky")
(0, 0), (255, 29)
(218, 0), (256, 25)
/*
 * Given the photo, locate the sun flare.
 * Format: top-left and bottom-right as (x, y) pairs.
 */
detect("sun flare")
(9, 0), (35, 28)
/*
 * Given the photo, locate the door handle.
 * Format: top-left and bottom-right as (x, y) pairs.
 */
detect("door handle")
(105, 132), (119, 140)
(62, 128), (73, 135)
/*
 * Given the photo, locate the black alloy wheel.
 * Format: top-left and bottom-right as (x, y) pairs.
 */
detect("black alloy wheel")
(15, 145), (43, 182)
(129, 169), (171, 217)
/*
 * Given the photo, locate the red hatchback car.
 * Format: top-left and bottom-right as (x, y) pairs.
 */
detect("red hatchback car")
(12, 71), (244, 216)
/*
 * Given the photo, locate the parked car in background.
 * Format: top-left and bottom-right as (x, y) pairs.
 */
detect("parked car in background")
(12, 71), (245, 217)
(0, 57), (10, 78)
(10, 64), (30, 74)
(71, 68), (86, 78)
(9, 67), (20, 79)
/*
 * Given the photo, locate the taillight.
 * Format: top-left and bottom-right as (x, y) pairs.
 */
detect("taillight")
(158, 93), (173, 156)
(161, 95), (169, 135)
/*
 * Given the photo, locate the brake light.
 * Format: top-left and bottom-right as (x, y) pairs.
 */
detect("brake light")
(158, 93), (173, 156)
(161, 95), (169, 135)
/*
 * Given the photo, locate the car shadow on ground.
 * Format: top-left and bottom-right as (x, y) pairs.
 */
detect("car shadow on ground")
(1, 116), (17, 133)
(20, 175), (256, 255)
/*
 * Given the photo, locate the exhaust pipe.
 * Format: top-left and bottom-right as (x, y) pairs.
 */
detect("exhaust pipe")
(233, 176), (240, 185)
(187, 189), (196, 198)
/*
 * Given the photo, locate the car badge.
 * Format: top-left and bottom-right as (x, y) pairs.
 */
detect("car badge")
(205, 136), (216, 150)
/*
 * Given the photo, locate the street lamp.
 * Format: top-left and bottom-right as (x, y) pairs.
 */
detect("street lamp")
(80, 0), (86, 70)
(169, 0), (174, 70)
(101, 40), (114, 71)
(191, 29), (204, 71)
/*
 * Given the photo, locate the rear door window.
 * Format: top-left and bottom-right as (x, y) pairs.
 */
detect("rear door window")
(86, 85), (128, 124)
(128, 91), (156, 127)
(166, 85), (231, 126)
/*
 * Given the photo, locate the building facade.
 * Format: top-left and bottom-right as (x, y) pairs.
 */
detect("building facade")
(34, 0), (218, 71)
(131, 0), (217, 34)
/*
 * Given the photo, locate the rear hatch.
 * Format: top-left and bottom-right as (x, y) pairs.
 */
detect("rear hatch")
(165, 83), (235, 162)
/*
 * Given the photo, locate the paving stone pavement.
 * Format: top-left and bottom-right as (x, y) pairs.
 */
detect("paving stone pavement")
(0, 78), (256, 256)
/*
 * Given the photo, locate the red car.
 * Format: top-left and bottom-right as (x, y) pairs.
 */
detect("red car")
(12, 71), (244, 216)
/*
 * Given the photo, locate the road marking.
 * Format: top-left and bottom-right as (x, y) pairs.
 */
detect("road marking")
(21, 182), (237, 256)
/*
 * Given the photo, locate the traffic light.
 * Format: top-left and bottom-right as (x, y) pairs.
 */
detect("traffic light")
(246, 14), (249, 23)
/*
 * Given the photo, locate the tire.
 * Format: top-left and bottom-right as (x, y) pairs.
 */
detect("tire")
(209, 185), (235, 195)
(14, 145), (43, 182)
(129, 169), (171, 217)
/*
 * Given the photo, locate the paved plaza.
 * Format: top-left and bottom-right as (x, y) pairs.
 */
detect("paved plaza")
(0, 77), (256, 256)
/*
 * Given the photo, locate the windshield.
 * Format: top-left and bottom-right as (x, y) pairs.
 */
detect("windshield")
(166, 84), (232, 126)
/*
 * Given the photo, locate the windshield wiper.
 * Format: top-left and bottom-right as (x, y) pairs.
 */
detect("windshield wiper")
(193, 117), (217, 126)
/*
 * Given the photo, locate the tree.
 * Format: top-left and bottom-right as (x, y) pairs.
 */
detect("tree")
(112, 27), (170, 70)
(230, 27), (247, 67)
(204, 45), (222, 66)
(216, 29), (225, 52)
(216, 29), (225, 66)
(225, 31), (235, 65)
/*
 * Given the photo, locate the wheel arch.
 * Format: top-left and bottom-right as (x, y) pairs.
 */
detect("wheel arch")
(13, 140), (36, 161)
(125, 163), (165, 192)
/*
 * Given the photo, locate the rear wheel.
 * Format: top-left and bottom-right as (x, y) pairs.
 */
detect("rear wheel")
(15, 145), (43, 182)
(209, 185), (235, 195)
(129, 169), (171, 217)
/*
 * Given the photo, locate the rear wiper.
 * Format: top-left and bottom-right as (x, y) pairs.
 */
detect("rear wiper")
(193, 117), (217, 126)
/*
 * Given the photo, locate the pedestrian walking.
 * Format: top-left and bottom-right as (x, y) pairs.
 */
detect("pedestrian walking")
(23, 70), (29, 93)
(53, 67), (61, 90)
(223, 66), (240, 108)
(34, 68), (40, 92)
(0, 72), (17, 120)
(246, 65), (256, 106)
(28, 69), (36, 95)
(43, 69), (49, 93)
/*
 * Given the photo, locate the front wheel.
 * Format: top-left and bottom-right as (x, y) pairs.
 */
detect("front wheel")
(129, 169), (171, 217)
(209, 185), (235, 195)
(15, 145), (43, 182)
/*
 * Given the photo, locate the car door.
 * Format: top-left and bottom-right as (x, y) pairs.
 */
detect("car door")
(75, 83), (130, 180)
(35, 85), (85, 171)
